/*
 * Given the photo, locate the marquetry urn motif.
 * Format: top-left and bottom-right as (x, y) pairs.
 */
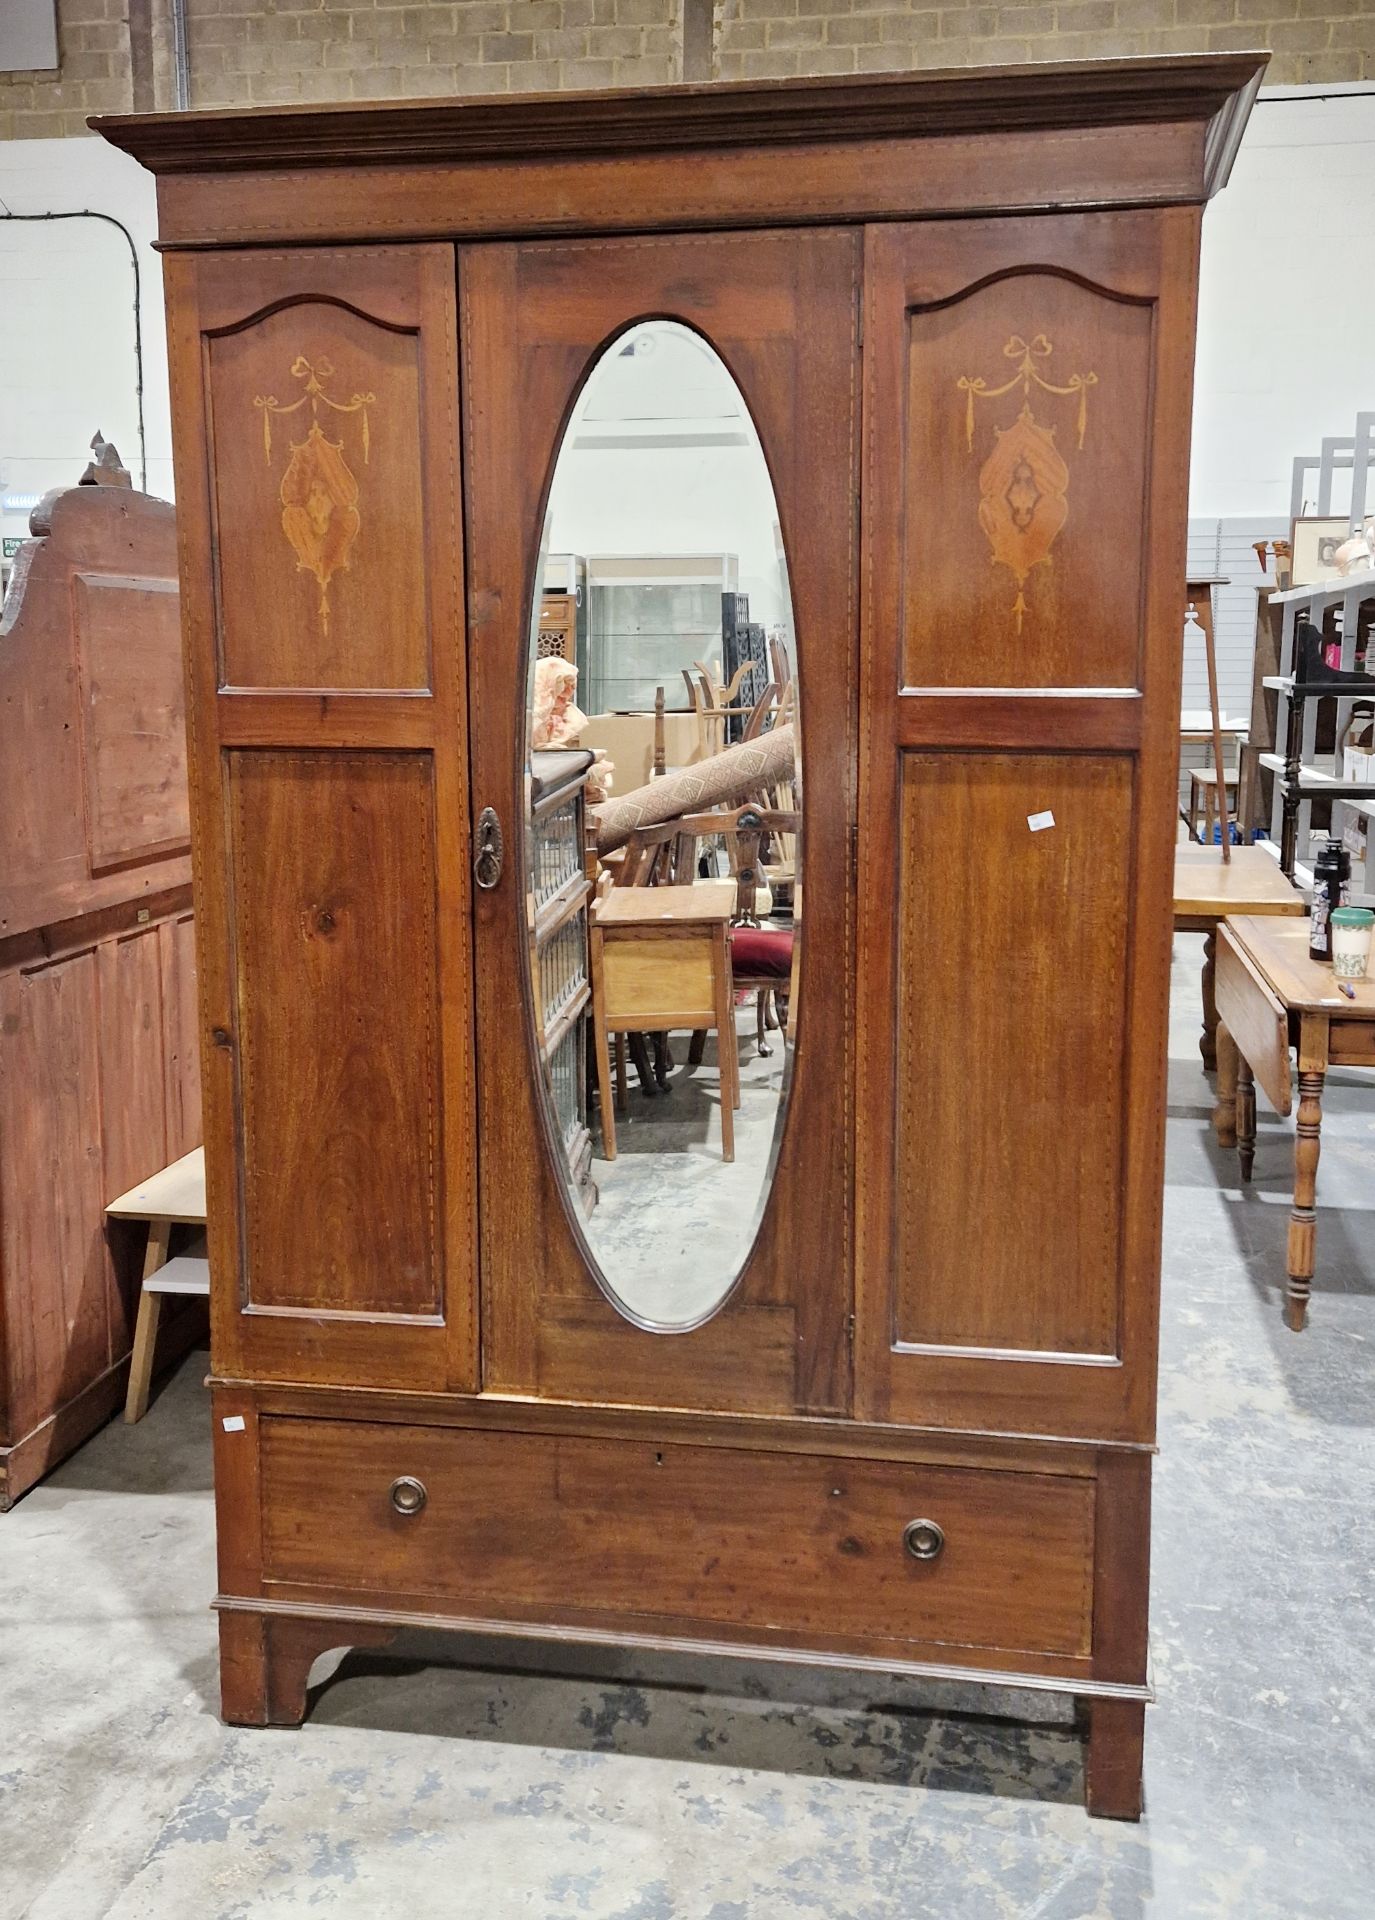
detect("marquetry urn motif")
(253, 356), (376, 635)
(958, 334), (1097, 633)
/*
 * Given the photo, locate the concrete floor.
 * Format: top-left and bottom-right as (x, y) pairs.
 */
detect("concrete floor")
(585, 1008), (790, 1325)
(2, 933), (1372, 1919)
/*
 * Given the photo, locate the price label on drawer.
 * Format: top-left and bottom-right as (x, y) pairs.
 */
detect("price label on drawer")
(221, 1415), (246, 1433)
(1027, 810), (1055, 832)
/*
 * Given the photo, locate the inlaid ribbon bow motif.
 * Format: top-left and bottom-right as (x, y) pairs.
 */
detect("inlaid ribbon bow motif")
(253, 356), (377, 636)
(956, 334), (1097, 635)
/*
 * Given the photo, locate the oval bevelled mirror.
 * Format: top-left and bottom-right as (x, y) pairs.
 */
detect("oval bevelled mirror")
(525, 320), (801, 1331)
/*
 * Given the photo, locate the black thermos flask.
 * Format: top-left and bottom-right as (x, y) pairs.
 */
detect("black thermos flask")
(1309, 837), (1352, 962)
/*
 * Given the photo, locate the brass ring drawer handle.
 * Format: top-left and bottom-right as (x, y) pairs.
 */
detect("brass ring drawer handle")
(902, 1518), (945, 1562)
(389, 1475), (428, 1517)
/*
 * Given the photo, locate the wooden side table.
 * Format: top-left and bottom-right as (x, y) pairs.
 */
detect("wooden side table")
(106, 1148), (208, 1421)
(1173, 845), (1304, 1068)
(1214, 915), (1375, 1330)
(590, 881), (738, 1162)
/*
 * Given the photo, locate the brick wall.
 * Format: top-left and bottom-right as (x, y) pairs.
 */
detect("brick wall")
(186, 0), (680, 112)
(716, 0), (1375, 86)
(1, 0), (138, 138)
(2, 0), (1372, 139)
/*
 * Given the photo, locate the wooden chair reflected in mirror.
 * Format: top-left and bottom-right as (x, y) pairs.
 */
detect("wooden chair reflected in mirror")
(682, 804), (798, 1060)
(682, 659), (752, 760)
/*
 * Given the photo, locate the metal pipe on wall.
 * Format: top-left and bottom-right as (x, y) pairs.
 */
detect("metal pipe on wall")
(170, 0), (190, 112)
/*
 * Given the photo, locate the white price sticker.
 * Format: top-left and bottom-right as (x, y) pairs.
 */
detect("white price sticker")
(1027, 811), (1055, 833)
(221, 1415), (246, 1433)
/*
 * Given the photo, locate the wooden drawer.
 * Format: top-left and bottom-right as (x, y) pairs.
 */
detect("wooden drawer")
(259, 1419), (1096, 1662)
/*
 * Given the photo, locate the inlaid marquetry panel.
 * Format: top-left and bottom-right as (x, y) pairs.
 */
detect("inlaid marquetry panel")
(894, 751), (1132, 1357)
(207, 301), (429, 692)
(902, 271), (1152, 690)
(226, 749), (440, 1317)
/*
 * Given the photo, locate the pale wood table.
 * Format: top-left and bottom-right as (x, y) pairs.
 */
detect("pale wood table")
(1173, 845), (1305, 1068)
(1215, 915), (1375, 1330)
(590, 881), (738, 1162)
(106, 1147), (207, 1422)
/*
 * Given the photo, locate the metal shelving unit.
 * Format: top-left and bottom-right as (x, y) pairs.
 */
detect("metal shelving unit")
(1261, 568), (1375, 885)
(584, 553), (739, 714)
(1259, 412), (1375, 889)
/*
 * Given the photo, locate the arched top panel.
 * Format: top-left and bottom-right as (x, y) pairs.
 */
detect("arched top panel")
(204, 273), (437, 693)
(205, 293), (419, 344)
(910, 261), (1157, 320)
(901, 266), (1156, 690)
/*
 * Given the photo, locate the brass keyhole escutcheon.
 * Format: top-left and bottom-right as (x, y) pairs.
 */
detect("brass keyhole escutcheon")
(902, 1518), (944, 1562)
(389, 1475), (428, 1517)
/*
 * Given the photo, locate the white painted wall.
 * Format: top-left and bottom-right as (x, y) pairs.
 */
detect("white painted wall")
(1186, 88), (1375, 714)
(0, 88), (1371, 583)
(0, 135), (171, 559)
(1192, 88), (1375, 520)
(545, 321), (791, 638)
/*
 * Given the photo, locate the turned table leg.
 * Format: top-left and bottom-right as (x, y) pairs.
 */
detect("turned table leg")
(1237, 1056), (1256, 1183)
(1213, 1021), (1238, 1147)
(1286, 1014), (1329, 1332)
(1199, 928), (1219, 1071)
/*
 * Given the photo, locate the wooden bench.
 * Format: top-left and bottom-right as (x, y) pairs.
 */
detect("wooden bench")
(106, 1148), (208, 1422)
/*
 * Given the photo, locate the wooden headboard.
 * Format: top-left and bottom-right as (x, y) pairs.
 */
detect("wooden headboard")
(0, 476), (201, 1508)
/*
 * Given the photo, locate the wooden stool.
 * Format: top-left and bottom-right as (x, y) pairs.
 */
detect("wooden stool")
(1187, 766), (1240, 845)
(590, 881), (739, 1162)
(106, 1147), (208, 1422)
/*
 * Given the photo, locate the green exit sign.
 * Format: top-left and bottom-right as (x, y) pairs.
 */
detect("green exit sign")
(2, 538), (21, 559)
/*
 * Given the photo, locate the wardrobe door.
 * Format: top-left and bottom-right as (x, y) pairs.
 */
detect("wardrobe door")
(855, 210), (1200, 1443)
(461, 230), (859, 1416)
(165, 247), (477, 1391)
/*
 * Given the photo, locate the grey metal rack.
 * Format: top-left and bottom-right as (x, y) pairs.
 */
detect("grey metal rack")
(1261, 414), (1375, 883)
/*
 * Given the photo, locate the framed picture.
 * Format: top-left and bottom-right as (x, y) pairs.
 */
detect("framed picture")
(1290, 515), (1350, 588)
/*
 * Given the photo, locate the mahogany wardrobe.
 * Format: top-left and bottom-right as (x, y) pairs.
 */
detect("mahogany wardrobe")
(98, 53), (1263, 1820)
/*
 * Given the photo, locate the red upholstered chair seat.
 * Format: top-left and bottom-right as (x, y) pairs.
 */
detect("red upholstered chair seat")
(729, 925), (794, 978)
